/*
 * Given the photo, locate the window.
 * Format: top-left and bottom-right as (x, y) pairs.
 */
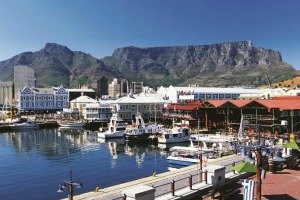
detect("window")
(213, 94), (218, 99)
(199, 94), (205, 99)
(232, 94), (237, 99)
(225, 94), (230, 98)
(206, 94), (211, 99)
(173, 134), (178, 138)
(219, 94), (224, 99)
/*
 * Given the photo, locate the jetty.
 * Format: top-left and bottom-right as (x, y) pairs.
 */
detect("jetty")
(71, 154), (246, 200)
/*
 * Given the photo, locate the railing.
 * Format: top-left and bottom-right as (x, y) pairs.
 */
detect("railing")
(115, 160), (244, 200)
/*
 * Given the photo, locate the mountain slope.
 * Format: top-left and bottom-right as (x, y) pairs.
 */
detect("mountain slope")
(0, 41), (296, 88)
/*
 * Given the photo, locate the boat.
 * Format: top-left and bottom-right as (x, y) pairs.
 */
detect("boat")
(9, 121), (38, 130)
(58, 121), (84, 129)
(97, 113), (126, 139)
(189, 133), (238, 156)
(157, 122), (190, 143)
(124, 112), (164, 140)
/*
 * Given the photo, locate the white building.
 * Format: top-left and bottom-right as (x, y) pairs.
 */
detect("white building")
(113, 92), (166, 120)
(18, 85), (69, 112)
(14, 65), (35, 100)
(157, 85), (262, 103)
(83, 101), (112, 121)
(70, 95), (97, 116)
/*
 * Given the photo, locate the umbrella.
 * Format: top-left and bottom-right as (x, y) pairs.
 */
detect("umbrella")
(283, 141), (300, 151)
(232, 162), (256, 173)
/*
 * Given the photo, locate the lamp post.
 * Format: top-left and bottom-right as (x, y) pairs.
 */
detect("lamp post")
(57, 170), (83, 200)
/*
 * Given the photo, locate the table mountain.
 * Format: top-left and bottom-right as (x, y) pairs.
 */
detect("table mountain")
(0, 41), (296, 88)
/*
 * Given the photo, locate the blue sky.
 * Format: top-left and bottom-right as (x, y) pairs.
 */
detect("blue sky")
(0, 0), (299, 69)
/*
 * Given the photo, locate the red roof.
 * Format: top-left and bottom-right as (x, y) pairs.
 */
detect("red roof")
(229, 100), (252, 108)
(252, 99), (300, 110)
(202, 100), (228, 107)
(273, 96), (300, 100)
(167, 101), (201, 111)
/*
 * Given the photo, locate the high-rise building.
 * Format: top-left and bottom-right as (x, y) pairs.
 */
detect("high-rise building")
(108, 78), (128, 99)
(97, 76), (108, 99)
(0, 81), (13, 106)
(132, 82), (143, 94)
(14, 65), (34, 100)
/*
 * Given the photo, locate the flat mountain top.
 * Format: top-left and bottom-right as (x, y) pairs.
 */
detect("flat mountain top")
(0, 41), (297, 88)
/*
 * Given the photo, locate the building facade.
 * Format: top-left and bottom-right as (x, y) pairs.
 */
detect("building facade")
(97, 76), (108, 99)
(108, 78), (129, 99)
(132, 82), (143, 94)
(70, 95), (97, 116)
(83, 102), (112, 121)
(114, 93), (165, 121)
(157, 86), (262, 103)
(0, 81), (13, 106)
(18, 86), (69, 112)
(14, 65), (34, 100)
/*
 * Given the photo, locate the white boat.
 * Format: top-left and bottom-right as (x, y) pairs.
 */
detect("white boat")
(125, 112), (164, 139)
(97, 113), (126, 139)
(189, 133), (238, 156)
(157, 122), (190, 143)
(167, 141), (216, 166)
(9, 121), (38, 130)
(58, 121), (84, 129)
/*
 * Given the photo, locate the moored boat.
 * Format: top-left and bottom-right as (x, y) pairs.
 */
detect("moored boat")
(97, 113), (126, 139)
(9, 121), (38, 130)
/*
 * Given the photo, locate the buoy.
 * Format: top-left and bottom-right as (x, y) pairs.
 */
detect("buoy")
(95, 187), (100, 192)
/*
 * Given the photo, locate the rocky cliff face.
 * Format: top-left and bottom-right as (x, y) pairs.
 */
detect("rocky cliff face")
(0, 41), (296, 88)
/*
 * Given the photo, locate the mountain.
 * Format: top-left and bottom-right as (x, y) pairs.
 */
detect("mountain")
(0, 41), (297, 88)
(0, 43), (120, 87)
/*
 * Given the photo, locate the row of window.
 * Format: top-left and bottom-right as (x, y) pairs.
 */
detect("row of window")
(21, 95), (68, 101)
(193, 93), (238, 100)
(119, 104), (163, 110)
(21, 102), (68, 108)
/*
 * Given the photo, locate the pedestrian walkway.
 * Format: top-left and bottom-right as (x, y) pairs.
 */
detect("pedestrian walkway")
(72, 154), (245, 200)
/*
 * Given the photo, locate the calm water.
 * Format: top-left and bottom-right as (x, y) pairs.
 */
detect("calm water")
(0, 129), (170, 200)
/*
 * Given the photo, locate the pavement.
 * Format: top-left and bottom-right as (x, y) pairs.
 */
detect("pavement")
(203, 168), (300, 200)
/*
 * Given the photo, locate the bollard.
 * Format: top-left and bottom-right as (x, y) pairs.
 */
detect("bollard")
(189, 174), (192, 190)
(171, 180), (175, 196)
(232, 162), (236, 174)
(204, 171), (208, 184)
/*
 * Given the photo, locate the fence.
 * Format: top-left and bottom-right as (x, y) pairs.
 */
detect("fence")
(118, 161), (242, 199)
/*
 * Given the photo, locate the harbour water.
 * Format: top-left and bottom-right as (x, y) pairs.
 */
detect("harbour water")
(0, 129), (170, 200)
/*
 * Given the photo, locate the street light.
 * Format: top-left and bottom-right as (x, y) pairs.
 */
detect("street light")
(57, 170), (83, 200)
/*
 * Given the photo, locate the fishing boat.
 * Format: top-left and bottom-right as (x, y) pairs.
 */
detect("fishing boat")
(124, 112), (164, 140)
(97, 113), (126, 139)
(157, 122), (190, 143)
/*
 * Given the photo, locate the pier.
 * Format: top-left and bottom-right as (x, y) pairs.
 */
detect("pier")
(72, 154), (246, 200)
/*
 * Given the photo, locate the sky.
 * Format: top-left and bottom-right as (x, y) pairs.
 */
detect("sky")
(0, 0), (299, 69)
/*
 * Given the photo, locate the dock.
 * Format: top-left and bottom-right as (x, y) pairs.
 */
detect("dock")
(71, 154), (247, 200)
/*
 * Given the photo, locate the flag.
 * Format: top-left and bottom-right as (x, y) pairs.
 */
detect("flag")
(242, 179), (255, 200)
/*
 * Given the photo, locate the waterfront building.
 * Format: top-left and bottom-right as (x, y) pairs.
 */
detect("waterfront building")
(157, 85), (262, 103)
(70, 95), (97, 116)
(83, 101), (112, 121)
(108, 78), (129, 99)
(113, 92), (165, 121)
(132, 82), (143, 94)
(0, 81), (13, 106)
(18, 85), (69, 112)
(14, 65), (35, 100)
(66, 88), (96, 101)
(97, 76), (109, 99)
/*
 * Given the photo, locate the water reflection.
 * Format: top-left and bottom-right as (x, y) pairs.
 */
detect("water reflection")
(0, 129), (170, 200)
